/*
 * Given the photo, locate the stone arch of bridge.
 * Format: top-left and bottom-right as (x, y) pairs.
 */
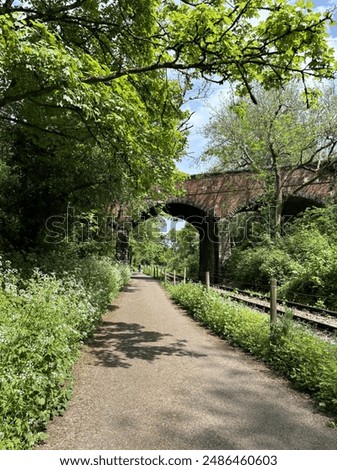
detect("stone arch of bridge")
(141, 199), (220, 282)
(282, 194), (325, 219)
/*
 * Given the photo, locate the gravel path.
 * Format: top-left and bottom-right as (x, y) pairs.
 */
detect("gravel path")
(38, 274), (337, 450)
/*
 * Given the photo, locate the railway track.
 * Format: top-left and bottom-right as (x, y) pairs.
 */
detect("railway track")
(163, 272), (337, 334)
(216, 284), (337, 318)
(215, 286), (337, 334)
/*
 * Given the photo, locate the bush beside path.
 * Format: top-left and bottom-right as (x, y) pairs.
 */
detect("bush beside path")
(0, 257), (131, 449)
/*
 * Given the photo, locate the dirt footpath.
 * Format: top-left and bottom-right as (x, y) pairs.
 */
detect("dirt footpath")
(38, 274), (337, 450)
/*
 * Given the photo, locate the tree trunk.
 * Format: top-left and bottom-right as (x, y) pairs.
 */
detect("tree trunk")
(273, 170), (283, 239)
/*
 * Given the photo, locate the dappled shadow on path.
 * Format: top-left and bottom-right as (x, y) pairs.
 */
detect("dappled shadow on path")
(121, 284), (140, 293)
(152, 361), (337, 450)
(107, 304), (120, 312)
(131, 273), (160, 283)
(88, 321), (207, 369)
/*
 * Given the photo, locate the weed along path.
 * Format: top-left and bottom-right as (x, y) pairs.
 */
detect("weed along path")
(38, 274), (336, 450)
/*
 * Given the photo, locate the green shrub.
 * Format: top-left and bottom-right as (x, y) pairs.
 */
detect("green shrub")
(276, 232), (337, 308)
(18, 247), (132, 314)
(0, 256), (131, 449)
(166, 282), (337, 416)
(225, 245), (300, 288)
(225, 206), (337, 308)
(73, 256), (131, 313)
(269, 317), (337, 411)
(0, 272), (91, 449)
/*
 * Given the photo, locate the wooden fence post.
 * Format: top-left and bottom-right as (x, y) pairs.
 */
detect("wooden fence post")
(183, 267), (187, 284)
(164, 269), (167, 283)
(205, 271), (210, 291)
(270, 278), (277, 324)
(173, 269), (176, 285)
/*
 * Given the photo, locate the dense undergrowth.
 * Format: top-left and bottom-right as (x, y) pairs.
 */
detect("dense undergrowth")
(0, 254), (131, 449)
(225, 205), (337, 309)
(166, 282), (337, 418)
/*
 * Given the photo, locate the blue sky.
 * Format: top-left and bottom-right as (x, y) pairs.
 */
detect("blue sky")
(176, 0), (337, 175)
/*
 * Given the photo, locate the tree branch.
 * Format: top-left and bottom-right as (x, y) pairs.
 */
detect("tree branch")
(0, 114), (84, 141)
(292, 159), (336, 194)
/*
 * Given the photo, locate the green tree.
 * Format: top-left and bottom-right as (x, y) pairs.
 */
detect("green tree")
(202, 82), (337, 237)
(165, 223), (199, 278)
(0, 70), (187, 250)
(0, 0), (335, 108)
(0, 0), (336, 252)
(129, 218), (170, 268)
(0, 3), (189, 250)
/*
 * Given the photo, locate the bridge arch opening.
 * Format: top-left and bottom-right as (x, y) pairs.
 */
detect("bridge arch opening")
(133, 201), (220, 282)
(224, 194), (325, 242)
(282, 194), (324, 220)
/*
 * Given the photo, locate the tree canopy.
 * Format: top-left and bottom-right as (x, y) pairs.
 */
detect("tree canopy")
(0, 0), (336, 252)
(1, 0), (335, 107)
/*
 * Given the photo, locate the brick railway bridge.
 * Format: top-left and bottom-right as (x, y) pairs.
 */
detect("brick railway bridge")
(119, 168), (337, 281)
